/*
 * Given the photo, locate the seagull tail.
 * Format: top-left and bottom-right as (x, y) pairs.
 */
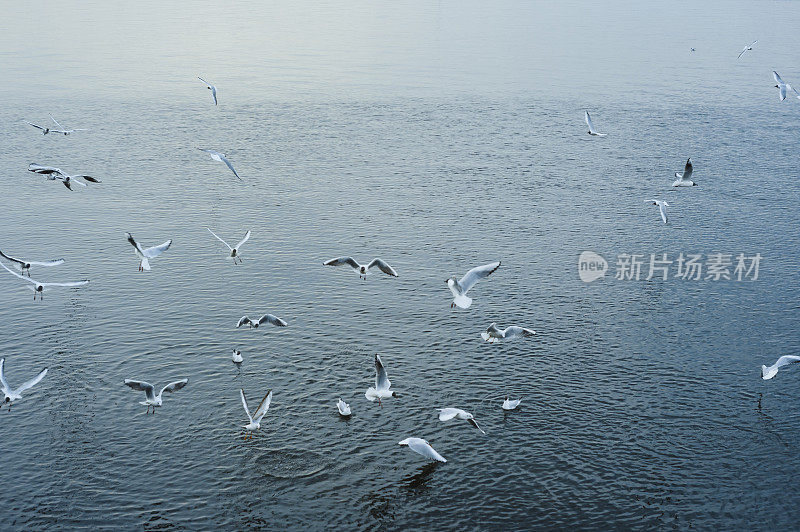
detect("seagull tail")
(453, 294), (473, 309)
(141, 258), (151, 271)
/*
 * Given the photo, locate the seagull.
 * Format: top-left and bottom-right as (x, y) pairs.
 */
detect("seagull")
(585, 111), (607, 136)
(502, 396), (522, 410)
(125, 232), (172, 271)
(197, 77), (218, 105)
(28, 163), (100, 190)
(24, 114), (86, 135)
(0, 358), (47, 411)
(773, 71), (792, 101)
(645, 200), (670, 224)
(481, 323), (536, 343)
(398, 437), (446, 463)
(322, 257), (398, 280)
(207, 228), (250, 264)
(437, 408), (485, 434)
(337, 397), (351, 416)
(123, 378), (188, 414)
(197, 148), (240, 179)
(232, 349), (243, 364)
(761, 355), (800, 380)
(0, 262), (88, 300)
(0, 249), (64, 277)
(236, 314), (287, 329)
(240, 388), (272, 439)
(365, 354), (397, 407)
(690, 48), (696, 52)
(737, 40), (758, 59)
(446, 261), (500, 309)
(671, 158), (697, 187)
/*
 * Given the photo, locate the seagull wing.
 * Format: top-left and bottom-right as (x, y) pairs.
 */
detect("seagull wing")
(585, 111), (594, 133)
(659, 202), (668, 224)
(143, 240), (172, 259)
(26, 259), (65, 267)
(367, 258), (398, 277)
(774, 355), (800, 369)
(374, 354), (391, 391)
(458, 261), (501, 294)
(438, 408), (461, 421)
(26, 121), (46, 131)
(124, 379), (156, 401)
(468, 418), (486, 434)
(206, 228), (232, 251)
(1, 262), (37, 285)
(125, 233), (145, 255)
(14, 368), (47, 395)
(160, 379), (188, 396)
(220, 155), (241, 179)
(780, 84), (787, 101)
(240, 389), (253, 422)
(235, 230), (251, 250)
(258, 314), (287, 327)
(198, 76), (209, 85)
(40, 280), (89, 288)
(236, 316), (252, 328)
(504, 326), (536, 339)
(774, 71), (785, 85)
(253, 390), (272, 423)
(323, 257), (360, 269)
(211, 87), (218, 106)
(0, 249), (25, 266)
(682, 159), (693, 181)
(0, 359), (10, 394)
(400, 438), (446, 463)
(48, 114), (64, 129)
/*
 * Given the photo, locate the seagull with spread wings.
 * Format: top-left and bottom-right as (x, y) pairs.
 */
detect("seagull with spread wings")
(672, 158), (697, 187)
(197, 148), (240, 179)
(481, 323), (536, 343)
(207, 228), (250, 264)
(761, 355), (800, 380)
(737, 40), (758, 59)
(0, 358), (47, 411)
(28, 163), (101, 190)
(365, 354), (397, 407)
(398, 437), (446, 463)
(437, 408), (485, 434)
(323, 257), (398, 280)
(236, 314), (287, 329)
(124, 378), (189, 414)
(197, 77), (218, 105)
(241, 389), (272, 439)
(585, 111), (607, 136)
(125, 233), (172, 271)
(645, 200), (670, 224)
(446, 261), (500, 309)
(0, 262), (88, 301)
(0, 249), (64, 277)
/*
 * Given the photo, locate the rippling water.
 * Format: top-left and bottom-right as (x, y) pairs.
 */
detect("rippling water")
(1, 1), (800, 529)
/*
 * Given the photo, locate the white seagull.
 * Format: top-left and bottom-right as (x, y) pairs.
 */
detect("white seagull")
(671, 158), (696, 187)
(25, 114), (86, 135)
(585, 111), (607, 136)
(232, 349), (243, 364)
(773, 71), (793, 102)
(123, 378), (188, 414)
(481, 323), (536, 343)
(502, 396), (522, 410)
(337, 397), (351, 416)
(1, 262), (88, 301)
(737, 40), (758, 59)
(241, 388), (272, 439)
(197, 148), (240, 179)
(125, 233), (172, 272)
(398, 437), (446, 463)
(446, 261), (500, 309)
(207, 228), (250, 264)
(437, 408), (485, 434)
(761, 355), (800, 380)
(365, 354), (397, 406)
(645, 200), (670, 224)
(28, 163), (101, 190)
(0, 249), (64, 277)
(197, 77), (218, 105)
(0, 358), (47, 411)
(322, 257), (398, 280)
(236, 314), (287, 329)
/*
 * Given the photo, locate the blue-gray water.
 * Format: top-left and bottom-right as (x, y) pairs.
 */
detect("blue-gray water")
(1, 1), (799, 529)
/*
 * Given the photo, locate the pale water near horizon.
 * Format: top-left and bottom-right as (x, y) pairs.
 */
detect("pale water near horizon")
(1, 1), (799, 529)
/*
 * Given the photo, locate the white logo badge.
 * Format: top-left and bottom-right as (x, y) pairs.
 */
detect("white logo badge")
(578, 251), (607, 283)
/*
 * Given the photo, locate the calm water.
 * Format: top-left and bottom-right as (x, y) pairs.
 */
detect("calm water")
(1, 1), (800, 529)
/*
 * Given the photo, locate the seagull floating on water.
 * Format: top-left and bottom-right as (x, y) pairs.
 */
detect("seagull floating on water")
(124, 378), (188, 414)
(25, 114), (86, 135)
(481, 323), (536, 343)
(446, 261), (500, 309)
(232, 349), (243, 364)
(241, 388), (272, 439)
(585, 111), (606, 136)
(672, 158), (697, 187)
(207, 228), (250, 264)
(398, 437), (446, 463)
(125, 233), (172, 272)
(197, 148), (240, 179)
(28, 163), (100, 190)
(1, 262), (88, 300)
(365, 354), (397, 406)
(761, 355), (800, 380)
(0, 249), (64, 277)
(337, 397), (351, 416)
(197, 77), (218, 105)
(0, 358), (47, 411)
(645, 200), (670, 224)
(437, 408), (485, 434)
(323, 257), (398, 280)
(236, 314), (287, 329)
(737, 40), (758, 59)
(502, 396), (522, 410)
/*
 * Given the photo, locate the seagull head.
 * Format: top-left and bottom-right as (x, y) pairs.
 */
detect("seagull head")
(392, 391), (400, 398)
(36, 285), (43, 293)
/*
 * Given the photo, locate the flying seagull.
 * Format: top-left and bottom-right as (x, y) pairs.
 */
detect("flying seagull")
(0, 262), (88, 300)
(337, 397), (351, 417)
(437, 408), (485, 434)
(398, 437), (446, 463)
(481, 323), (536, 343)
(25, 114), (86, 135)
(236, 314), (287, 329)
(585, 111), (607, 136)
(761, 355), (800, 380)
(125, 233), (172, 271)
(502, 396), (522, 410)
(207, 228), (250, 264)
(365, 354), (397, 407)
(197, 77), (218, 105)
(28, 163), (100, 190)
(0, 249), (64, 277)
(0, 358), (47, 411)
(672, 158), (696, 187)
(197, 148), (240, 179)
(123, 378), (188, 414)
(645, 200), (670, 224)
(737, 40), (758, 59)
(446, 261), (500, 309)
(322, 257), (398, 280)
(773, 71), (792, 102)
(241, 388), (272, 439)
(232, 349), (243, 364)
